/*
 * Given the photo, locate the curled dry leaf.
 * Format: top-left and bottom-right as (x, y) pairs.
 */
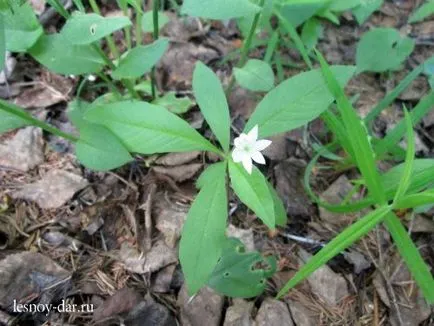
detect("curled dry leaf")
(155, 151), (201, 166)
(0, 127), (44, 172)
(12, 169), (88, 209)
(153, 163), (202, 183)
(155, 197), (188, 248)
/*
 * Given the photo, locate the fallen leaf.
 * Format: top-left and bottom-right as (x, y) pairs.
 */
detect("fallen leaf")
(155, 198), (188, 248)
(0, 127), (44, 171)
(124, 296), (176, 326)
(155, 151), (200, 166)
(93, 287), (142, 322)
(223, 299), (254, 326)
(153, 163), (202, 182)
(286, 299), (318, 326)
(255, 298), (294, 326)
(12, 169), (88, 209)
(226, 224), (255, 252)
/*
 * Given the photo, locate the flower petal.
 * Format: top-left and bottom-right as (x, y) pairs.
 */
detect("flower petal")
(232, 148), (246, 163)
(255, 139), (272, 151)
(242, 156), (253, 174)
(247, 125), (258, 142)
(251, 151), (266, 164)
(234, 133), (248, 148)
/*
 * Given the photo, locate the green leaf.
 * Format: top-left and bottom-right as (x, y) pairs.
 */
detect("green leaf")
(301, 18), (323, 52)
(316, 50), (386, 203)
(392, 108), (415, 204)
(276, 2), (325, 28)
(141, 10), (169, 33)
(72, 0), (85, 12)
(153, 92), (194, 114)
(245, 66), (355, 138)
(84, 101), (219, 154)
(327, 0), (361, 12)
(409, 0), (434, 23)
(277, 205), (391, 298)
(381, 159), (434, 198)
(112, 38), (169, 79)
(356, 28), (415, 73)
(266, 180), (287, 226)
(1, 2), (43, 52)
(193, 62), (231, 152)
(234, 59), (275, 92)
(196, 162), (227, 189)
(395, 188), (434, 209)
(208, 238), (277, 298)
(0, 100), (29, 133)
(228, 161), (275, 229)
(180, 162), (227, 294)
(46, 0), (69, 18)
(181, 0), (261, 19)
(29, 34), (105, 75)
(383, 213), (434, 303)
(76, 123), (133, 171)
(61, 12), (132, 45)
(352, 0), (383, 24)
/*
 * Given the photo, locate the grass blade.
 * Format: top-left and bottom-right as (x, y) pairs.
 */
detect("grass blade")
(277, 205), (391, 298)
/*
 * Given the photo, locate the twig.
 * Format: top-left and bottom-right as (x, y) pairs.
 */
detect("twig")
(142, 184), (157, 252)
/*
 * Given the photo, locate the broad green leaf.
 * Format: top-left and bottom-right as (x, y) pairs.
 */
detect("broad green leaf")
(234, 59), (275, 92)
(2, 2), (43, 52)
(381, 159), (434, 197)
(237, 0), (274, 37)
(76, 123), (133, 171)
(181, 0), (261, 20)
(266, 181), (287, 226)
(277, 205), (391, 298)
(153, 92), (194, 114)
(67, 100), (91, 128)
(208, 238), (277, 298)
(245, 66), (356, 138)
(141, 11), (169, 33)
(327, 0), (361, 11)
(409, 0), (434, 23)
(228, 161), (275, 228)
(180, 162), (227, 294)
(0, 16), (4, 71)
(112, 38), (169, 79)
(61, 12), (132, 45)
(395, 188), (434, 209)
(0, 100), (29, 133)
(29, 34), (105, 75)
(84, 101), (219, 154)
(393, 108), (415, 204)
(383, 213), (434, 303)
(193, 62), (230, 152)
(356, 28), (415, 73)
(196, 162), (227, 189)
(301, 18), (323, 52)
(353, 0), (383, 24)
(276, 2), (325, 27)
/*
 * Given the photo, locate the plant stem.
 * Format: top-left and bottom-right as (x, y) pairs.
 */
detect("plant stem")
(135, 0), (143, 46)
(89, 0), (120, 59)
(0, 102), (78, 143)
(96, 73), (123, 99)
(226, 0), (265, 95)
(150, 0), (160, 100)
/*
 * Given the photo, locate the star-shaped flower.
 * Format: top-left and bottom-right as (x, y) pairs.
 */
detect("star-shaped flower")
(232, 125), (272, 174)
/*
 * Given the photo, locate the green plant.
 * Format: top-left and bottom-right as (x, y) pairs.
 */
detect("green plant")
(1, 0), (433, 303)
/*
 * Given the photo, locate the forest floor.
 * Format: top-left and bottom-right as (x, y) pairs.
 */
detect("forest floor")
(0, 0), (433, 325)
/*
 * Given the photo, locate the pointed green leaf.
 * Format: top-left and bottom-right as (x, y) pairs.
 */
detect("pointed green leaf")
(180, 162), (227, 294)
(153, 91), (194, 114)
(409, 0), (434, 23)
(193, 62), (231, 152)
(353, 0), (383, 24)
(245, 66), (355, 138)
(112, 38), (169, 79)
(234, 59), (275, 92)
(2, 2), (43, 52)
(228, 161), (275, 228)
(84, 101), (219, 154)
(277, 205), (391, 298)
(76, 123), (133, 171)
(29, 34), (105, 75)
(196, 162), (227, 189)
(0, 100), (29, 133)
(0, 16), (5, 71)
(395, 188), (434, 209)
(266, 180), (287, 226)
(61, 12), (132, 45)
(182, 0), (261, 19)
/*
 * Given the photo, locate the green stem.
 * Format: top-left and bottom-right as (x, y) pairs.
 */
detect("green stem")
(135, 0), (143, 46)
(0, 101), (78, 143)
(151, 0), (160, 100)
(226, 0), (265, 95)
(96, 73), (123, 99)
(89, 0), (120, 59)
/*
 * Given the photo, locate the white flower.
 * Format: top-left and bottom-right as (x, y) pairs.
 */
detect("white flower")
(232, 125), (272, 174)
(87, 74), (96, 82)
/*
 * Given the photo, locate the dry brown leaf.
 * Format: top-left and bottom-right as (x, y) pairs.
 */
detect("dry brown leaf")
(153, 163), (202, 182)
(155, 151), (200, 166)
(12, 169), (88, 209)
(255, 298), (294, 326)
(93, 287), (142, 322)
